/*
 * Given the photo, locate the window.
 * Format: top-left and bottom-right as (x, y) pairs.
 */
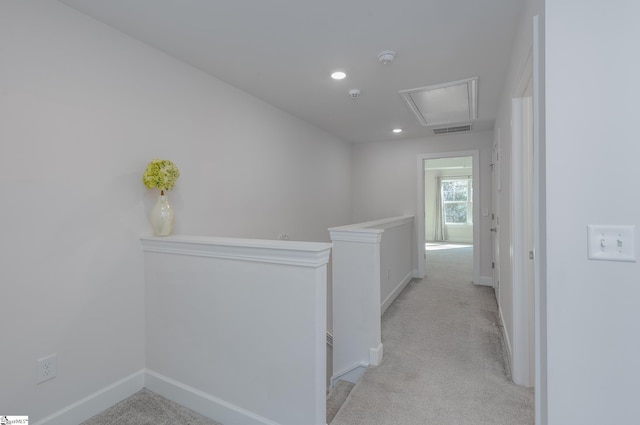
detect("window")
(441, 179), (472, 224)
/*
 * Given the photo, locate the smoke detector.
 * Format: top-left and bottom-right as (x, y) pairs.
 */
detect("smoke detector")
(378, 51), (396, 65)
(348, 89), (361, 99)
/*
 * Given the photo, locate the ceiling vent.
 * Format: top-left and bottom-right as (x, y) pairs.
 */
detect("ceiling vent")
(399, 77), (478, 127)
(433, 124), (472, 135)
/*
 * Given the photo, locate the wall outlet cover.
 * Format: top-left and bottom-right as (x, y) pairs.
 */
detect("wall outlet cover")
(587, 225), (636, 262)
(37, 354), (57, 384)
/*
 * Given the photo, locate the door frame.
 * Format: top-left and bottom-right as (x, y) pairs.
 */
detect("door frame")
(416, 150), (480, 286)
(511, 47), (534, 387)
(532, 14), (546, 424)
(492, 129), (501, 297)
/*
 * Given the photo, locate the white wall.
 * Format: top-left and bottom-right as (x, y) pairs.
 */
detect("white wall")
(379, 218), (416, 311)
(498, 0), (640, 422)
(443, 225), (473, 244)
(0, 1), (351, 421)
(351, 132), (493, 281)
(493, 0), (542, 384)
(545, 1), (640, 424)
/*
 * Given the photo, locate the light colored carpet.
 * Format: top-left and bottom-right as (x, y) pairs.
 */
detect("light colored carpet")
(330, 246), (534, 425)
(80, 388), (223, 425)
(83, 381), (356, 425)
(326, 380), (356, 423)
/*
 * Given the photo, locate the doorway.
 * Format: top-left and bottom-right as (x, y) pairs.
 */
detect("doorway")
(416, 151), (480, 285)
(424, 156), (473, 244)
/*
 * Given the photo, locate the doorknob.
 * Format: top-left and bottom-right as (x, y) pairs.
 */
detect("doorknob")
(490, 227), (497, 232)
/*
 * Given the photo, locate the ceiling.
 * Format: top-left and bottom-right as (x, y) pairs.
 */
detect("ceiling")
(58, 0), (524, 143)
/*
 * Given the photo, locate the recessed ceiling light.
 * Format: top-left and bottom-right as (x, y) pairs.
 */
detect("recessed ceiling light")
(331, 71), (347, 80)
(392, 128), (403, 133)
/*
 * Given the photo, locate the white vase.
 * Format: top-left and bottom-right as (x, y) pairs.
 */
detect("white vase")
(150, 191), (174, 236)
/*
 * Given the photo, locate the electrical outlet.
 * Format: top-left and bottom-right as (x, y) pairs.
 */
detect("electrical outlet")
(278, 233), (290, 240)
(37, 354), (57, 384)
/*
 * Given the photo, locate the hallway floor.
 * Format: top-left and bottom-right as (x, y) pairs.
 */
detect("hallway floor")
(330, 246), (534, 425)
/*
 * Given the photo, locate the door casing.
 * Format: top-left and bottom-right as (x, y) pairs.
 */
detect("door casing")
(416, 150), (480, 285)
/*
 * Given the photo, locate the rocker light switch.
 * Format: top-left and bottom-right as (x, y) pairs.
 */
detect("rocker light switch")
(587, 225), (636, 262)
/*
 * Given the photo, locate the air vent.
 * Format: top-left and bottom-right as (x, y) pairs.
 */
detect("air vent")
(433, 125), (471, 135)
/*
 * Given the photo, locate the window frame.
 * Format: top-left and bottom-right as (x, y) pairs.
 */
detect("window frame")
(441, 177), (473, 225)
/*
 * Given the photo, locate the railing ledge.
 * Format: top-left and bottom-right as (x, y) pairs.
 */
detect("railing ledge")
(141, 235), (332, 268)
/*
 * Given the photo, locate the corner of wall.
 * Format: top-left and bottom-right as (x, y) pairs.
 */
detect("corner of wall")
(32, 371), (145, 425)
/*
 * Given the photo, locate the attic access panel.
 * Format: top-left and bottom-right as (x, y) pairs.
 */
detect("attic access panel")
(399, 77), (478, 126)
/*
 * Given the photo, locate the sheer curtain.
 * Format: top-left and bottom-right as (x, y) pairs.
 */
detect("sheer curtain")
(433, 176), (446, 241)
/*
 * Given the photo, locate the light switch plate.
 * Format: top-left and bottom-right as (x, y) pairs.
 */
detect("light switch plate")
(587, 225), (636, 262)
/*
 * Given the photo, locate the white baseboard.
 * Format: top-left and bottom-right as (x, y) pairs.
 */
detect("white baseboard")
(32, 370), (145, 425)
(442, 239), (473, 244)
(330, 362), (368, 388)
(381, 271), (413, 314)
(477, 276), (493, 286)
(498, 305), (513, 373)
(369, 343), (383, 366)
(33, 369), (282, 425)
(144, 369), (280, 425)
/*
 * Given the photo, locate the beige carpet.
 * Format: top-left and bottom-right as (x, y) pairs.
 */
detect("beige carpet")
(83, 381), (355, 425)
(80, 388), (222, 425)
(330, 246), (534, 425)
(326, 380), (356, 423)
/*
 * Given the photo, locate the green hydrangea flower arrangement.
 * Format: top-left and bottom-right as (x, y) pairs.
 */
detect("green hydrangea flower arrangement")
(142, 159), (180, 194)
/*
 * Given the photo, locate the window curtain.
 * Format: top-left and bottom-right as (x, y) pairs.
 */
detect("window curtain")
(433, 176), (446, 241)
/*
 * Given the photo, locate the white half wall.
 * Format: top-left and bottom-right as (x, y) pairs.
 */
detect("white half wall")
(330, 227), (383, 385)
(142, 236), (331, 425)
(378, 218), (416, 313)
(0, 2), (351, 421)
(330, 216), (414, 386)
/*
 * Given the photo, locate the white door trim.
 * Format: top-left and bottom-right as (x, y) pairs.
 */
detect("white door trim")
(416, 150), (480, 286)
(492, 129), (502, 295)
(511, 45), (534, 388)
(532, 14), (547, 425)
